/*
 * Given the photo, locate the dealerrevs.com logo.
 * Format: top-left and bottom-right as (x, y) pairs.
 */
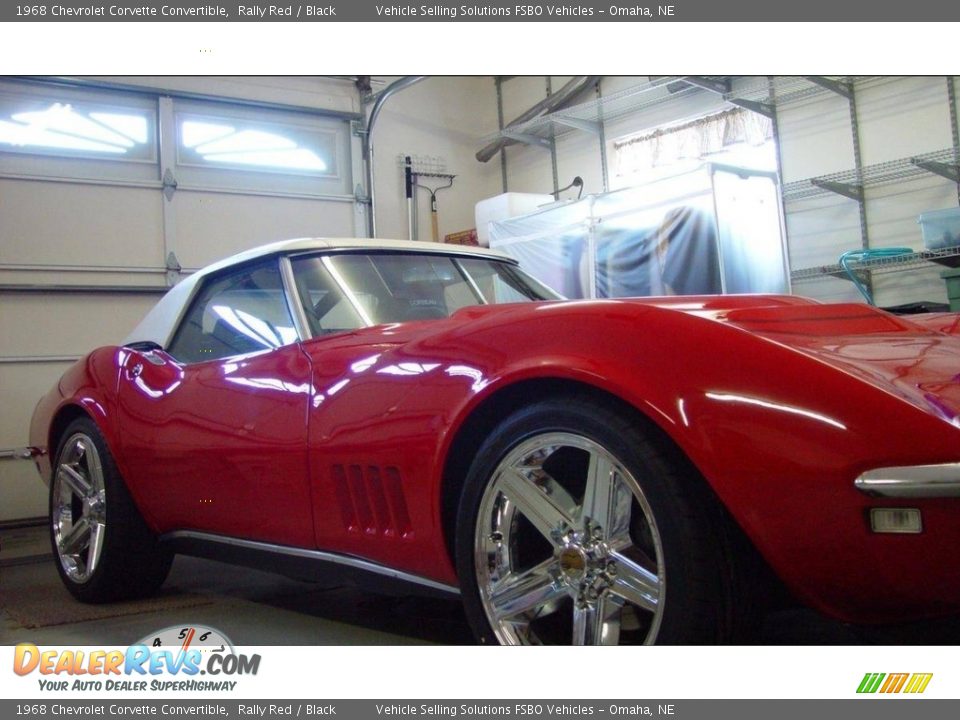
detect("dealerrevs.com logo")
(13, 625), (260, 692)
(857, 672), (933, 694)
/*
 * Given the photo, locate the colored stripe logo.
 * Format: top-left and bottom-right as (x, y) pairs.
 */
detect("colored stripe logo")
(857, 672), (933, 694)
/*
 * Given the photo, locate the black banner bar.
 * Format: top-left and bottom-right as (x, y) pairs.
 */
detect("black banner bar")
(2, 700), (959, 720)
(2, 0), (959, 22)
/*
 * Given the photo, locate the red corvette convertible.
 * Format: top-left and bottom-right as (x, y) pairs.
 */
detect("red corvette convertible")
(28, 238), (960, 645)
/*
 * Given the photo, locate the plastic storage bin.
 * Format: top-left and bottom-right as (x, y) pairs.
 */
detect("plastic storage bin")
(919, 207), (960, 251)
(474, 192), (555, 247)
(941, 268), (960, 312)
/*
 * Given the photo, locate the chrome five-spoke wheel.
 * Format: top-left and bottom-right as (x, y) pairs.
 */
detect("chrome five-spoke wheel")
(52, 432), (107, 584)
(475, 432), (664, 645)
(457, 396), (738, 645)
(50, 417), (173, 603)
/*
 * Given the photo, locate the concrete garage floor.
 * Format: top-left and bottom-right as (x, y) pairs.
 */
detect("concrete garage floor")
(3, 525), (960, 646)
(0, 526), (469, 645)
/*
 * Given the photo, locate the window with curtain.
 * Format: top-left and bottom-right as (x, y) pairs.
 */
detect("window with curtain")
(612, 108), (775, 188)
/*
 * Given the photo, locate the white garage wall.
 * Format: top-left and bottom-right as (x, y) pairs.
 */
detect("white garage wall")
(371, 77), (501, 241)
(0, 75), (498, 522)
(492, 76), (960, 308)
(497, 76), (561, 195)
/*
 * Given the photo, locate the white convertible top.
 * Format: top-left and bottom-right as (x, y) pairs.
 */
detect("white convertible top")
(123, 237), (512, 348)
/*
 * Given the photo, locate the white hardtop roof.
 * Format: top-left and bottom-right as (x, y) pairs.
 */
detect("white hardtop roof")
(123, 238), (512, 348)
(200, 237), (511, 276)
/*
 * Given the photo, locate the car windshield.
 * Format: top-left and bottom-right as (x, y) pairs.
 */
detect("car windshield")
(290, 252), (560, 336)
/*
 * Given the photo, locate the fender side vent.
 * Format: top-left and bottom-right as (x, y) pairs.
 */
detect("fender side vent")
(332, 464), (414, 539)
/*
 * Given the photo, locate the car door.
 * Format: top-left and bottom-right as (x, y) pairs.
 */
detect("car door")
(116, 258), (315, 548)
(288, 251), (479, 579)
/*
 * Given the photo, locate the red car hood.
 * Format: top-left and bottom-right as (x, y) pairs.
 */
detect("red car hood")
(687, 298), (960, 428)
(439, 295), (960, 428)
(352, 295), (960, 429)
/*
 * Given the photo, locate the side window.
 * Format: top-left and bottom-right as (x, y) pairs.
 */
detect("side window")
(167, 260), (298, 363)
(290, 256), (365, 336)
(456, 258), (553, 303)
(289, 252), (560, 334)
(323, 254), (468, 323)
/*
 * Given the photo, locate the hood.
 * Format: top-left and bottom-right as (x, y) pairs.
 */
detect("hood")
(705, 300), (960, 428)
(307, 294), (960, 428)
(440, 294), (960, 431)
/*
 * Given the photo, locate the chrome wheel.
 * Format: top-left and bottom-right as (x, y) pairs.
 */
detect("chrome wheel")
(474, 432), (664, 645)
(52, 432), (107, 584)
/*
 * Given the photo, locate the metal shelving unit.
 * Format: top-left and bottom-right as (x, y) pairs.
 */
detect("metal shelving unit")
(483, 76), (858, 149)
(485, 77), (692, 148)
(792, 245), (960, 283)
(782, 77), (960, 292)
(786, 144), (960, 285)
(783, 148), (960, 203)
(739, 76), (864, 106)
(486, 76), (960, 298)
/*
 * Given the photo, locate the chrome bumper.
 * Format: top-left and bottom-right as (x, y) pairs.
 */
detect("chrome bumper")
(855, 464), (960, 498)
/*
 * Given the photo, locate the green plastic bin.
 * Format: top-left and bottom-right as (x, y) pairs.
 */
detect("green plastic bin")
(941, 267), (960, 311)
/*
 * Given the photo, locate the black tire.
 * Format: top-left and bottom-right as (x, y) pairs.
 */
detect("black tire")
(49, 417), (173, 603)
(455, 394), (740, 645)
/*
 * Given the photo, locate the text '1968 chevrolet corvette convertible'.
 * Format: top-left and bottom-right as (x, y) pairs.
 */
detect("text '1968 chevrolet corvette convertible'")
(27, 237), (960, 644)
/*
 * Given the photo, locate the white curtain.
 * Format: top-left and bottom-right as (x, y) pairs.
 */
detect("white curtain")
(613, 108), (773, 180)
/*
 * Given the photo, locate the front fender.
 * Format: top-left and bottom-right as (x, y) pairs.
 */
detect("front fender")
(29, 347), (128, 485)
(430, 301), (960, 621)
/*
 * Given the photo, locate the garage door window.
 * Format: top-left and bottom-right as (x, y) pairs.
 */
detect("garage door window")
(0, 92), (155, 162)
(179, 117), (334, 175)
(172, 100), (351, 196)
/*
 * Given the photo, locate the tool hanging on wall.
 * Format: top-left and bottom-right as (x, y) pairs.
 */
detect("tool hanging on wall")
(404, 156), (416, 241)
(415, 172), (456, 242)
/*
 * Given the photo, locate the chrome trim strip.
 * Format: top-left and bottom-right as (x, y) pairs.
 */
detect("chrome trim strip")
(321, 255), (373, 327)
(0, 447), (39, 461)
(279, 256), (311, 342)
(0, 356), (81, 365)
(451, 258), (489, 305)
(855, 464), (960, 498)
(161, 530), (460, 595)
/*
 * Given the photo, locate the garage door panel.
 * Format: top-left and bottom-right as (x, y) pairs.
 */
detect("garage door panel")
(0, 270), (168, 286)
(0, 294), (159, 357)
(1, 461), (47, 522)
(0, 362), (70, 521)
(0, 293), (161, 523)
(0, 180), (164, 268)
(172, 192), (356, 269)
(0, 363), (68, 448)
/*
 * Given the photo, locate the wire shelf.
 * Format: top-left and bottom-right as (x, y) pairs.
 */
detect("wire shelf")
(792, 245), (960, 282)
(481, 76), (871, 148)
(783, 148), (959, 202)
(481, 77), (693, 145)
(739, 76), (877, 105)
